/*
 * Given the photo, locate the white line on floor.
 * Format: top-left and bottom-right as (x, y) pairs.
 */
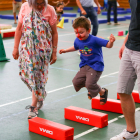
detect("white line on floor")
(74, 107), (140, 139)
(0, 71), (119, 108)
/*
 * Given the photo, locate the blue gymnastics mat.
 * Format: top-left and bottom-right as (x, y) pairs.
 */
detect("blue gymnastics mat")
(0, 15), (18, 20)
(62, 13), (77, 17)
(59, 18), (69, 23)
(126, 9), (131, 13)
(98, 18), (107, 24)
(124, 15), (131, 20)
(72, 19), (107, 24)
(63, 7), (73, 10)
(111, 16), (126, 21)
(102, 10), (127, 15)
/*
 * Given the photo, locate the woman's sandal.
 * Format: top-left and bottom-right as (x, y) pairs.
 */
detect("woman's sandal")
(100, 88), (108, 105)
(25, 105), (38, 119)
(87, 93), (92, 100)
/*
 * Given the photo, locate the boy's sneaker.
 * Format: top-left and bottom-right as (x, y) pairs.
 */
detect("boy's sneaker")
(37, 101), (43, 110)
(110, 129), (138, 140)
(25, 105), (38, 119)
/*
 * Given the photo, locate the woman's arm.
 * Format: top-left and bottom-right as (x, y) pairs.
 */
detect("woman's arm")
(12, 22), (22, 60)
(50, 22), (58, 65)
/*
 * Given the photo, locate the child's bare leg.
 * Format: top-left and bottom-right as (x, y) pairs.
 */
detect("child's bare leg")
(31, 90), (38, 107)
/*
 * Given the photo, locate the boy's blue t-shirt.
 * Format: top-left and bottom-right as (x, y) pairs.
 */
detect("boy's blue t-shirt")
(74, 34), (108, 72)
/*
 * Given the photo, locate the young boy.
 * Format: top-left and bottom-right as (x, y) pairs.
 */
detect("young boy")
(59, 17), (115, 105)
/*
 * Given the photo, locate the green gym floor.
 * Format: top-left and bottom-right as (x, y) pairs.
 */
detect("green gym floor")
(0, 7), (140, 140)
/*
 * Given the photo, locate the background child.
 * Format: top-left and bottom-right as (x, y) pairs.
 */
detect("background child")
(52, 0), (70, 7)
(55, 3), (64, 24)
(59, 17), (115, 105)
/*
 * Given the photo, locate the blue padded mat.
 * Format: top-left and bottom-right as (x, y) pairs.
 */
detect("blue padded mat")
(63, 7), (73, 10)
(62, 13), (77, 17)
(126, 9), (131, 13)
(111, 16), (126, 21)
(102, 10), (127, 15)
(0, 15), (18, 20)
(59, 18), (69, 23)
(124, 15), (131, 20)
(72, 19), (107, 24)
(98, 18), (107, 24)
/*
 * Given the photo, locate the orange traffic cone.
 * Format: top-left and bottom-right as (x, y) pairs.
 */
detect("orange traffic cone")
(57, 17), (64, 29)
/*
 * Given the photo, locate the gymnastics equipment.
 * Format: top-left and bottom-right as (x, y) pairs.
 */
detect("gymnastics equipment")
(62, 13), (77, 17)
(28, 117), (74, 140)
(118, 31), (124, 36)
(63, 7), (73, 10)
(111, 16), (126, 21)
(0, 32), (10, 61)
(0, 27), (16, 38)
(102, 10), (127, 15)
(0, 24), (12, 30)
(57, 17), (64, 29)
(124, 15), (131, 20)
(125, 30), (128, 35)
(91, 97), (123, 114)
(0, 15), (18, 20)
(64, 106), (108, 128)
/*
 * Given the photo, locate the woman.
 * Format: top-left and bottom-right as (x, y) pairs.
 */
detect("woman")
(12, 0), (58, 119)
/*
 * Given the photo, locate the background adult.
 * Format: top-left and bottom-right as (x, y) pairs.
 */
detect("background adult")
(107, 0), (120, 25)
(13, 0), (23, 24)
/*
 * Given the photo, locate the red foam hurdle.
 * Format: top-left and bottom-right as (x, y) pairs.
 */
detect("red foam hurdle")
(118, 31), (124, 36)
(64, 106), (108, 128)
(3, 32), (15, 38)
(92, 97), (123, 114)
(117, 90), (140, 103)
(29, 117), (74, 140)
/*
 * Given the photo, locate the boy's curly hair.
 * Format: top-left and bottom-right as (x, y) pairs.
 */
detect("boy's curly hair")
(72, 16), (91, 31)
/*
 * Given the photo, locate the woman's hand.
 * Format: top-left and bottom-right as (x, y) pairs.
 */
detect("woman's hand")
(59, 49), (66, 54)
(12, 48), (19, 60)
(50, 51), (57, 65)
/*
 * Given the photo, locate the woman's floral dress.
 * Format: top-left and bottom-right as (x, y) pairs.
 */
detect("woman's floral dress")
(19, 10), (52, 101)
